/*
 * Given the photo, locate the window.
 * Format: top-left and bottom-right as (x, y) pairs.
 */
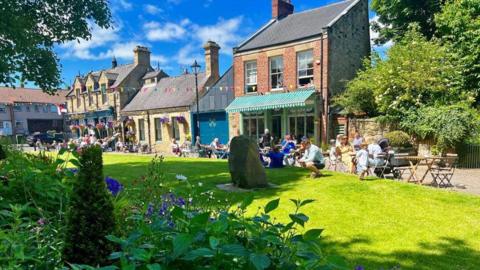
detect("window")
(76, 88), (80, 97)
(26, 105), (31, 112)
(50, 105), (57, 113)
(34, 104), (40, 112)
(42, 105), (48, 113)
(0, 105), (6, 113)
(245, 61), (257, 93)
(288, 108), (315, 141)
(15, 121), (23, 129)
(13, 104), (22, 112)
(0, 122), (3, 129)
(154, 118), (163, 141)
(172, 118), (180, 141)
(101, 84), (108, 104)
(138, 119), (145, 141)
(297, 50), (314, 87)
(88, 86), (93, 106)
(270, 56), (284, 90)
(242, 112), (265, 140)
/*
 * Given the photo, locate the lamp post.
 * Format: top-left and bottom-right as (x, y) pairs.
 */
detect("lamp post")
(191, 60), (201, 143)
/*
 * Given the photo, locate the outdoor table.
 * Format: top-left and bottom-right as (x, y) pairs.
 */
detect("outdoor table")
(394, 156), (449, 184)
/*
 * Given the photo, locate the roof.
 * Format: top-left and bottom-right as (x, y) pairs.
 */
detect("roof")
(142, 70), (168, 80)
(107, 64), (137, 89)
(235, 0), (358, 53)
(122, 72), (207, 112)
(0, 87), (69, 105)
(225, 89), (316, 113)
(194, 67), (234, 113)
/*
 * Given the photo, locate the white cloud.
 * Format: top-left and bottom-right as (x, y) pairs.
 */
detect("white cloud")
(144, 4), (163, 15)
(167, 0), (182, 5)
(193, 17), (243, 54)
(110, 0), (133, 11)
(174, 44), (203, 66)
(144, 22), (187, 41)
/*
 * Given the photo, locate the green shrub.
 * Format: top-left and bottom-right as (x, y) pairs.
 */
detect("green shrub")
(74, 193), (343, 270)
(0, 144), (6, 160)
(63, 146), (116, 266)
(385, 131), (412, 147)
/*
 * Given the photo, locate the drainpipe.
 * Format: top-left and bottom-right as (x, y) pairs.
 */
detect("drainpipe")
(147, 110), (152, 152)
(320, 32), (326, 143)
(9, 104), (15, 138)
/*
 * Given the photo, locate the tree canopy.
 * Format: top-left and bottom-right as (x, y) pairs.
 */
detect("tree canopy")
(435, 0), (480, 104)
(371, 0), (446, 44)
(0, 0), (111, 94)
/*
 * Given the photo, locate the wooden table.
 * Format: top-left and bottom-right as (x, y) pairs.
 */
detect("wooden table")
(394, 156), (450, 184)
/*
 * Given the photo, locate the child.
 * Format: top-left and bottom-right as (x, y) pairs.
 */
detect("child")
(356, 142), (369, 180)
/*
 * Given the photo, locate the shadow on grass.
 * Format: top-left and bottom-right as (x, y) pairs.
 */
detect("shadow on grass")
(322, 236), (480, 270)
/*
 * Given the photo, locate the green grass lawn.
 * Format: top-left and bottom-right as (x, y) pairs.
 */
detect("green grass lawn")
(102, 154), (480, 270)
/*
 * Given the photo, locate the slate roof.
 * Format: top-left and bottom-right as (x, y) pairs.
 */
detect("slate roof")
(122, 72), (207, 112)
(235, 0), (358, 52)
(0, 87), (69, 105)
(193, 67), (234, 113)
(142, 70), (168, 80)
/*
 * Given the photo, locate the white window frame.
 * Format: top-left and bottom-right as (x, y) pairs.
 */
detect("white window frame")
(297, 50), (314, 87)
(154, 118), (163, 142)
(101, 84), (108, 104)
(269, 56), (284, 90)
(242, 112), (265, 140)
(0, 104), (6, 113)
(244, 61), (257, 93)
(13, 104), (22, 112)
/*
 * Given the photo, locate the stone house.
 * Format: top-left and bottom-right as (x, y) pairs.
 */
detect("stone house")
(65, 46), (163, 137)
(227, 0), (370, 144)
(121, 41), (221, 153)
(0, 87), (68, 136)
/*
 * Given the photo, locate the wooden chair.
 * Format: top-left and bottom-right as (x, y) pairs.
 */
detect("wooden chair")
(391, 153), (411, 180)
(430, 155), (458, 188)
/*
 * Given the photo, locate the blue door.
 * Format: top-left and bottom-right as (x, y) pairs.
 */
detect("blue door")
(196, 112), (228, 145)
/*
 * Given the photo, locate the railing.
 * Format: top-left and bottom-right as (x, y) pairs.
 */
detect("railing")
(457, 144), (480, 169)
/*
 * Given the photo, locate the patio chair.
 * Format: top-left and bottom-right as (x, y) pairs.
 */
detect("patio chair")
(369, 153), (389, 178)
(430, 155), (458, 188)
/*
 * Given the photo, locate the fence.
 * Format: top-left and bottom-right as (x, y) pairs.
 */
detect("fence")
(457, 144), (480, 169)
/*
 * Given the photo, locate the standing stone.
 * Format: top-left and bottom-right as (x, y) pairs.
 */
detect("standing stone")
(228, 135), (268, 189)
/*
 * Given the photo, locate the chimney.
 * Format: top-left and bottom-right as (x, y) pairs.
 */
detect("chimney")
(133, 46), (151, 67)
(112, 56), (118, 68)
(203, 41), (220, 82)
(272, 0), (294, 19)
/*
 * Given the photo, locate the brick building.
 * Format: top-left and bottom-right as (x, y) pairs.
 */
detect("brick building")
(226, 0), (370, 144)
(0, 87), (68, 136)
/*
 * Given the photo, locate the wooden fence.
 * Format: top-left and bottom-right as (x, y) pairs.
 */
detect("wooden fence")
(457, 144), (480, 169)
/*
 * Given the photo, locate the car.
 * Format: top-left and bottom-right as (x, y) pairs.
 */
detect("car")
(26, 133), (65, 146)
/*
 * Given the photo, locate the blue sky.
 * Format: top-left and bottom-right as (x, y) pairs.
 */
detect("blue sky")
(56, 0), (383, 87)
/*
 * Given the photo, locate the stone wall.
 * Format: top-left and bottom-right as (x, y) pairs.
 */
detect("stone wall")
(348, 118), (390, 143)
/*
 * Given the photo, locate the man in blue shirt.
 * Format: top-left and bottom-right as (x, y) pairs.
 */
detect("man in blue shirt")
(298, 139), (325, 178)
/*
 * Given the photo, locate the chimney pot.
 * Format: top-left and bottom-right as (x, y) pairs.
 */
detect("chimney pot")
(134, 46), (151, 67)
(272, 0), (294, 19)
(203, 41), (220, 82)
(112, 56), (118, 68)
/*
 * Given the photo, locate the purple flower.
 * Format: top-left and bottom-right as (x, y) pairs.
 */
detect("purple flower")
(177, 197), (186, 207)
(105, 176), (123, 196)
(146, 203), (154, 217)
(68, 168), (78, 175)
(355, 266), (365, 270)
(37, 218), (46, 226)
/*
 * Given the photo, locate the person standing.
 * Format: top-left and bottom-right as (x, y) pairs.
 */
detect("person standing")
(352, 131), (364, 151)
(356, 142), (369, 180)
(337, 135), (355, 173)
(298, 139), (325, 178)
(259, 129), (273, 149)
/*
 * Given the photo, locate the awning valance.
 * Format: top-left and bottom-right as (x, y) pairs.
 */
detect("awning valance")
(225, 89), (316, 113)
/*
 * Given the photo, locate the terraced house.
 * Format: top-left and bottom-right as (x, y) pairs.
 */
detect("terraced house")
(226, 0), (370, 144)
(66, 46), (162, 132)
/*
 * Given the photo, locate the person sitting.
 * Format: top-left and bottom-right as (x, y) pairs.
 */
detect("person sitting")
(171, 139), (181, 156)
(209, 138), (226, 159)
(281, 135), (296, 154)
(368, 140), (385, 167)
(352, 131), (364, 152)
(356, 142), (370, 180)
(259, 129), (273, 149)
(115, 141), (123, 152)
(337, 135), (355, 173)
(265, 146), (285, 169)
(298, 139), (325, 178)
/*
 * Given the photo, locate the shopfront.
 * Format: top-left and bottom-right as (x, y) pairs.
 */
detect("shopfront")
(226, 89), (322, 144)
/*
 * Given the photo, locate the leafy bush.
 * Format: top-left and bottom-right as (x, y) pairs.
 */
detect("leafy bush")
(74, 193), (341, 270)
(63, 146), (116, 266)
(400, 104), (480, 151)
(384, 131), (412, 148)
(0, 144), (6, 160)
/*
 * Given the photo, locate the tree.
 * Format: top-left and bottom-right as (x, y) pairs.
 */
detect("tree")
(337, 28), (469, 122)
(0, 0), (111, 94)
(371, 0), (446, 44)
(63, 146), (115, 265)
(435, 0), (480, 104)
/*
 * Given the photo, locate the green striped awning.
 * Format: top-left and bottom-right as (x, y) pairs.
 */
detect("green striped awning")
(225, 90), (316, 113)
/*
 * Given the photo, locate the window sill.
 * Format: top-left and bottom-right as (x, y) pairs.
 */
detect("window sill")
(270, 88), (284, 92)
